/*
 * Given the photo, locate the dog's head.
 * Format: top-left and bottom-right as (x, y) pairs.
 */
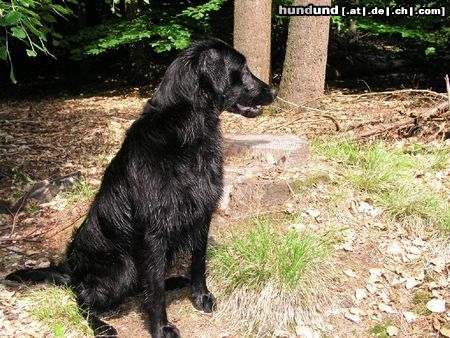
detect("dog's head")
(147, 39), (276, 118)
(196, 39), (277, 117)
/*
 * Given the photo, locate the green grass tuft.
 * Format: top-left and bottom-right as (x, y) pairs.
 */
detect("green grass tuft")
(68, 180), (96, 202)
(208, 218), (329, 292)
(26, 285), (92, 337)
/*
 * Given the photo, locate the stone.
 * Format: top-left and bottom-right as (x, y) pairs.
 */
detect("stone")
(426, 299), (446, 313)
(223, 134), (309, 168)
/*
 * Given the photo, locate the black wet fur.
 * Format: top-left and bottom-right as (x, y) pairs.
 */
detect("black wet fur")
(5, 38), (276, 337)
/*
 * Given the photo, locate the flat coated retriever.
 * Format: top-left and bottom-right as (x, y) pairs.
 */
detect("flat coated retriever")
(6, 38), (276, 337)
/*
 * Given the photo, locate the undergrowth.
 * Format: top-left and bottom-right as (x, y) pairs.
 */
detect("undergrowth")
(312, 140), (450, 231)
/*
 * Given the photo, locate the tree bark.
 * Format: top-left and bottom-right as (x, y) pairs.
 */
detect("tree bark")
(126, 0), (149, 85)
(279, 0), (331, 104)
(233, 0), (272, 83)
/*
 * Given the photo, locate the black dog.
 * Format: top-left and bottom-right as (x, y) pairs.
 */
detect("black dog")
(6, 38), (276, 337)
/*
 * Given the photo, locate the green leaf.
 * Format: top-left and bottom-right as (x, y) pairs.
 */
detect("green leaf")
(0, 46), (7, 61)
(4, 11), (23, 25)
(26, 49), (37, 57)
(425, 47), (436, 56)
(42, 14), (56, 23)
(51, 4), (72, 15)
(11, 27), (27, 39)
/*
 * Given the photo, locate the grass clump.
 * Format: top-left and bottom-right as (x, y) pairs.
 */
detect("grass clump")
(209, 221), (328, 292)
(26, 285), (92, 337)
(68, 180), (96, 202)
(412, 290), (432, 316)
(312, 140), (450, 231)
(208, 218), (332, 336)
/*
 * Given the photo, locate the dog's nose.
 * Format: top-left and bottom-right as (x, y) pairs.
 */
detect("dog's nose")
(270, 88), (277, 99)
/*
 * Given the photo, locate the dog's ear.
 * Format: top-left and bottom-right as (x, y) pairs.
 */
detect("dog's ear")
(199, 48), (227, 95)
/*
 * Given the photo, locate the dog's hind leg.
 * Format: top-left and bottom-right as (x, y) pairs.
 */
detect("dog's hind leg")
(190, 217), (216, 313)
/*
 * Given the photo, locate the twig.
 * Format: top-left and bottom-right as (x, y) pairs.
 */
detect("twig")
(445, 74), (450, 108)
(9, 190), (31, 236)
(274, 96), (341, 131)
(352, 89), (447, 99)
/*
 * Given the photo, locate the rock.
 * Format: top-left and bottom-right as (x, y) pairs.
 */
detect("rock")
(426, 299), (446, 313)
(386, 241), (403, 256)
(405, 277), (421, 290)
(344, 312), (361, 323)
(378, 303), (395, 314)
(358, 201), (373, 213)
(403, 312), (417, 323)
(386, 326), (399, 336)
(223, 134), (309, 168)
(343, 269), (357, 278)
(355, 288), (367, 300)
(406, 246), (421, 255)
(306, 209), (320, 218)
(24, 260), (36, 266)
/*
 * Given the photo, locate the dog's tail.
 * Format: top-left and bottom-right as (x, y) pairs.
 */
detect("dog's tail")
(5, 262), (71, 286)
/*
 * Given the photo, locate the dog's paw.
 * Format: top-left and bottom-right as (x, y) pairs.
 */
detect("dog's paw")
(192, 291), (216, 313)
(152, 323), (181, 338)
(93, 324), (118, 337)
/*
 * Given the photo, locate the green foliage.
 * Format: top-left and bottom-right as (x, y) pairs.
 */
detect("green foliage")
(68, 0), (227, 60)
(11, 165), (33, 186)
(0, 0), (74, 83)
(331, 0), (450, 56)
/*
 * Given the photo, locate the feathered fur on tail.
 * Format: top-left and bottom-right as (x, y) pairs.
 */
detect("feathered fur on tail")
(5, 263), (71, 286)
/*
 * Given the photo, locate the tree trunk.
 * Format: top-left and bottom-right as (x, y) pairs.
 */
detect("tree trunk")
(279, 0), (330, 104)
(233, 0), (272, 83)
(125, 0), (149, 85)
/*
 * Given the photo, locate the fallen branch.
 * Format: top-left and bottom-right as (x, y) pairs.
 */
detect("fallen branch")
(355, 100), (449, 140)
(349, 89), (448, 99)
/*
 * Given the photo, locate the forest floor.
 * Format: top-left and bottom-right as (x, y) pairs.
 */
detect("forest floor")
(0, 88), (449, 338)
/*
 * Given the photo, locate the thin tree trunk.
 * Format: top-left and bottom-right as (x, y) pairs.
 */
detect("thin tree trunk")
(126, 0), (149, 85)
(279, 0), (330, 104)
(233, 0), (272, 83)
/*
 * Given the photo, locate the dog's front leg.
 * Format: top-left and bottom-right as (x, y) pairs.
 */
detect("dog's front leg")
(142, 238), (180, 338)
(190, 220), (216, 313)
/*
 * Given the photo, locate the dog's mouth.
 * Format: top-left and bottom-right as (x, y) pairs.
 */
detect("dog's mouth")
(230, 103), (263, 118)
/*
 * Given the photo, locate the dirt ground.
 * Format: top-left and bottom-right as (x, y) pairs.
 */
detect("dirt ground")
(0, 88), (448, 337)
